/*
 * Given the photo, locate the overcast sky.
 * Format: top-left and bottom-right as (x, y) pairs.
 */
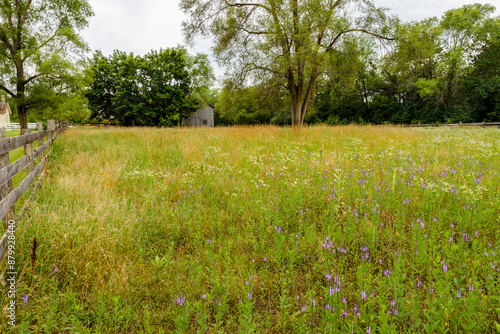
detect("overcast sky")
(80, 0), (500, 78)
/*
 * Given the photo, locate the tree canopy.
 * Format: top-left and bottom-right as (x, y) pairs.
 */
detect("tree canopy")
(86, 48), (209, 126)
(211, 3), (500, 126)
(0, 0), (93, 129)
(181, 0), (395, 127)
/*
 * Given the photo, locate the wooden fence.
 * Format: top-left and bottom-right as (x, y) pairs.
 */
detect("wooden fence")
(400, 122), (500, 128)
(0, 120), (67, 262)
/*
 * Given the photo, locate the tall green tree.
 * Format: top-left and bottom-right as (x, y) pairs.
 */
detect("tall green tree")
(415, 4), (499, 109)
(0, 0), (93, 129)
(464, 35), (500, 121)
(181, 0), (395, 127)
(86, 49), (200, 126)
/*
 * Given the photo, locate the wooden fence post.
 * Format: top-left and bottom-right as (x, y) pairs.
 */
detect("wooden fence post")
(0, 128), (14, 225)
(22, 128), (35, 175)
(37, 122), (44, 159)
(48, 119), (55, 143)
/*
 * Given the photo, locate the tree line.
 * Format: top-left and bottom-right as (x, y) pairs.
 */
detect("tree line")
(0, 1), (498, 128)
(210, 3), (500, 126)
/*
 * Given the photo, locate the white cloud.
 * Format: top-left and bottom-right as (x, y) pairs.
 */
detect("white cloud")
(82, 0), (197, 56)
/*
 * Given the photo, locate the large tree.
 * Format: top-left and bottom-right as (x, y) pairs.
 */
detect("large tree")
(464, 35), (500, 121)
(181, 0), (394, 126)
(414, 4), (500, 109)
(0, 0), (93, 129)
(86, 49), (199, 126)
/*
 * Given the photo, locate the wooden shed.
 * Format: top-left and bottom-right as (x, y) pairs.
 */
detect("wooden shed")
(181, 103), (214, 127)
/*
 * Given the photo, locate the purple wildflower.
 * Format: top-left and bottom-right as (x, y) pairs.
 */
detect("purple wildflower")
(334, 274), (341, 289)
(207, 239), (211, 245)
(361, 290), (366, 300)
(248, 291), (252, 300)
(354, 305), (360, 318)
(23, 294), (28, 305)
(176, 296), (185, 306)
(367, 327), (371, 334)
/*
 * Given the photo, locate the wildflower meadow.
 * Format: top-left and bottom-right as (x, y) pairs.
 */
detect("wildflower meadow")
(3, 125), (500, 333)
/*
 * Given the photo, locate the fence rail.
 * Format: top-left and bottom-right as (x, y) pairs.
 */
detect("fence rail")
(0, 123), (38, 130)
(399, 122), (500, 128)
(0, 120), (67, 262)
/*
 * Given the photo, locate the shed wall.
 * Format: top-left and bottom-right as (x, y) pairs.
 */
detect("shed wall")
(181, 105), (214, 127)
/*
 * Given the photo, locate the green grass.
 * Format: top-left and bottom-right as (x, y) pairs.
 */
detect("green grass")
(3, 126), (500, 333)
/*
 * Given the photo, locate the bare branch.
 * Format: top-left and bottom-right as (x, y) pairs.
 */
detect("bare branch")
(0, 84), (16, 97)
(24, 73), (43, 85)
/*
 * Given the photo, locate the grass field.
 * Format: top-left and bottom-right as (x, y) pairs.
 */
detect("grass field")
(3, 126), (500, 333)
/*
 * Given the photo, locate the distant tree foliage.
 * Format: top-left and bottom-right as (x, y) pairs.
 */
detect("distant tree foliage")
(463, 35), (500, 122)
(214, 3), (500, 125)
(86, 49), (200, 126)
(181, 0), (395, 127)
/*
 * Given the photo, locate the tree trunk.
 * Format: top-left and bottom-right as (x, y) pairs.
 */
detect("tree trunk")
(16, 58), (28, 130)
(17, 102), (27, 129)
(287, 60), (319, 127)
(289, 70), (303, 127)
(291, 98), (302, 127)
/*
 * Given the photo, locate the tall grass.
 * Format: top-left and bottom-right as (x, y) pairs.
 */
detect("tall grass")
(3, 125), (500, 332)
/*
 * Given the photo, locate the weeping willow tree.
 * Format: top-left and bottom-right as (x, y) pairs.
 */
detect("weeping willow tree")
(181, 0), (395, 126)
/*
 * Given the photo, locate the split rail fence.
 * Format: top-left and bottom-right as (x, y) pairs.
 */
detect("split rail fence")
(0, 120), (67, 262)
(398, 122), (500, 128)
